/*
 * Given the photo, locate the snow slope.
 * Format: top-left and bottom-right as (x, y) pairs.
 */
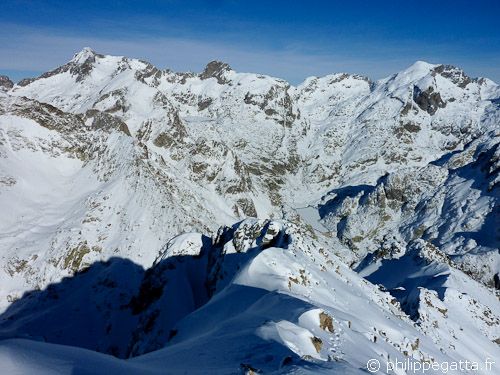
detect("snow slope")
(3, 219), (498, 374)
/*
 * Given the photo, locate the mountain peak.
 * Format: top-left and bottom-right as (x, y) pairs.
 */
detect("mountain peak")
(409, 60), (436, 70)
(68, 47), (106, 82)
(200, 60), (232, 84)
(72, 47), (97, 64)
(398, 61), (438, 79)
(385, 61), (439, 89)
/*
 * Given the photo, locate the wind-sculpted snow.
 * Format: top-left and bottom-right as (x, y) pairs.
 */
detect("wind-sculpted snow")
(1, 48), (500, 373)
(3, 219), (498, 374)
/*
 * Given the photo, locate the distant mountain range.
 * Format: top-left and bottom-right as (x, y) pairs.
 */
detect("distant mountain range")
(0, 48), (499, 374)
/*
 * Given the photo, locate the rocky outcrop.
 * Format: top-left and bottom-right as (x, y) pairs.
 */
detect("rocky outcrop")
(413, 86), (446, 115)
(433, 64), (474, 88)
(200, 60), (232, 84)
(0, 75), (13, 90)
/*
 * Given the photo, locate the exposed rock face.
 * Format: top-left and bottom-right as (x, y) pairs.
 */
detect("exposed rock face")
(69, 47), (101, 82)
(413, 86), (446, 115)
(86, 111), (132, 136)
(200, 60), (232, 84)
(0, 75), (13, 90)
(319, 312), (334, 332)
(433, 64), (473, 88)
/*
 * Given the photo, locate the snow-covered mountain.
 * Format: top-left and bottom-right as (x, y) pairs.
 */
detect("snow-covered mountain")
(1, 48), (500, 374)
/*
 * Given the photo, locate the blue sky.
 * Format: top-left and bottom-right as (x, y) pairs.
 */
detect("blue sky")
(1, 0), (499, 85)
